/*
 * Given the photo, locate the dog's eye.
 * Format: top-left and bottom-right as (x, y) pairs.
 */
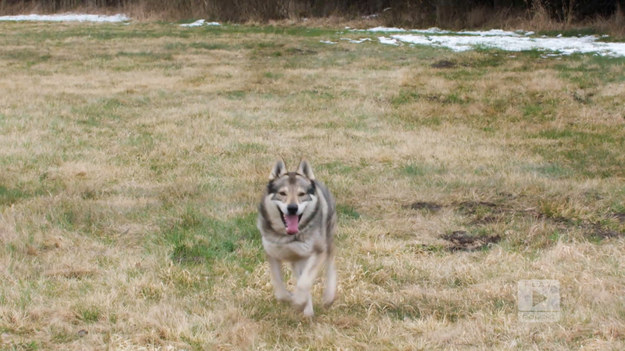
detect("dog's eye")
(278, 191), (287, 196)
(298, 192), (306, 197)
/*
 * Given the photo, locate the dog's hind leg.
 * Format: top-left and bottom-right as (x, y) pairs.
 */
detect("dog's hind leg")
(322, 252), (337, 307)
(267, 256), (291, 302)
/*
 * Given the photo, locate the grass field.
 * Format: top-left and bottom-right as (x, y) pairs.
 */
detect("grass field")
(1, 21), (624, 350)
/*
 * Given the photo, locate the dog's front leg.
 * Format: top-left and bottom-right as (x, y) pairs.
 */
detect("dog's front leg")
(293, 252), (326, 317)
(292, 259), (313, 316)
(267, 256), (291, 302)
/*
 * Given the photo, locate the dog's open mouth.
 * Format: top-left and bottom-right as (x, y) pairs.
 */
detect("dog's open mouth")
(278, 208), (302, 235)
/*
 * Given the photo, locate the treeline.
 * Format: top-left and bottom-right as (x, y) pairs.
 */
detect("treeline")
(1, 0), (623, 27)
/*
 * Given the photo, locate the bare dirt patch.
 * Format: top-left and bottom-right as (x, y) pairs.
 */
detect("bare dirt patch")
(586, 227), (623, 240)
(612, 212), (625, 223)
(406, 201), (442, 212)
(431, 59), (457, 69)
(441, 231), (502, 252)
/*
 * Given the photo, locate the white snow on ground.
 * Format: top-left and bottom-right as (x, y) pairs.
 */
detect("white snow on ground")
(179, 19), (221, 27)
(2, 15), (624, 57)
(366, 26), (407, 33)
(367, 27), (530, 36)
(362, 27), (625, 57)
(378, 36), (399, 46)
(0, 14), (129, 22)
(341, 37), (372, 44)
(388, 33), (625, 56)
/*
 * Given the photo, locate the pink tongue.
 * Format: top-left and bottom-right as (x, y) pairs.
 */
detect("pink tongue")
(285, 214), (299, 234)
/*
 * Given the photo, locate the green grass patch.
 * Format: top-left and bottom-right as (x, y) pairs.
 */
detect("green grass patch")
(229, 142), (268, 154)
(463, 50), (506, 68)
(44, 198), (115, 239)
(337, 204), (360, 220)
(51, 327), (79, 343)
(522, 162), (571, 178)
(555, 55), (625, 87)
(233, 25), (337, 37)
(76, 305), (101, 323)
(520, 99), (557, 123)
(190, 42), (229, 50)
(6, 24), (191, 43)
(391, 90), (420, 106)
(74, 97), (124, 127)
(4, 341), (40, 351)
(532, 128), (625, 178)
(164, 207), (261, 271)
(263, 71), (283, 80)
(402, 163), (428, 177)
(221, 90), (247, 100)
(0, 185), (30, 206)
(300, 89), (334, 100)
(116, 51), (173, 61)
(0, 49), (51, 67)
(401, 163), (446, 178)
(317, 161), (361, 174)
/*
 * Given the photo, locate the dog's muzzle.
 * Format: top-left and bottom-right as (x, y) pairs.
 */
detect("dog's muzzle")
(279, 204), (301, 235)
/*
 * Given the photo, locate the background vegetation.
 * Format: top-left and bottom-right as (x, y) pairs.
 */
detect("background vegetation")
(0, 0), (624, 30)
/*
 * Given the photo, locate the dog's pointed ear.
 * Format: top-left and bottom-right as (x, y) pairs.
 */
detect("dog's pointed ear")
(296, 159), (315, 180)
(269, 159), (287, 180)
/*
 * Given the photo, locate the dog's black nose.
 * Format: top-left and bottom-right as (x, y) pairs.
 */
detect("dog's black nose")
(287, 204), (298, 215)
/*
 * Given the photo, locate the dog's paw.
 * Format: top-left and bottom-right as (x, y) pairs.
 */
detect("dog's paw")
(294, 296), (314, 318)
(292, 290), (308, 311)
(322, 294), (335, 308)
(302, 305), (314, 318)
(275, 291), (292, 303)
(292, 296), (307, 311)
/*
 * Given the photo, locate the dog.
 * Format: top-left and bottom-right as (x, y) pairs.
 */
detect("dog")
(257, 159), (337, 317)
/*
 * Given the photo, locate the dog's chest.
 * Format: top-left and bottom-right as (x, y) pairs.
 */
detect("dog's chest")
(262, 236), (316, 261)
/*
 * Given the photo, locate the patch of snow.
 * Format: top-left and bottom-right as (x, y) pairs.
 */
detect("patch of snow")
(341, 38), (371, 44)
(378, 36), (399, 46)
(180, 19), (220, 27)
(367, 27), (406, 33)
(320, 40), (337, 45)
(390, 33), (625, 56)
(344, 26), (625, 56)
(0, 13), (129, 22)
(180, 19), (205, 27)
(458, 29), (520, 36)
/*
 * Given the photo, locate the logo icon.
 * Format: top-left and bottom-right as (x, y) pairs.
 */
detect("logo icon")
(518, 280), (560, 322)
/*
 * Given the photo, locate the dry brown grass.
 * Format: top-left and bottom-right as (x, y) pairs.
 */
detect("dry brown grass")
(1, 21), (624, 350)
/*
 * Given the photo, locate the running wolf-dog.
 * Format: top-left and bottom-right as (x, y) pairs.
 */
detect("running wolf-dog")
(257, 160), (337, 317)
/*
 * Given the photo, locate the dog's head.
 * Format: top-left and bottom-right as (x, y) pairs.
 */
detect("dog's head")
(266, 160), (317, 235)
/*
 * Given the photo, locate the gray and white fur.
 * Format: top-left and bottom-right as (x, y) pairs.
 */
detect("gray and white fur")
(257, 159), (337, 317)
